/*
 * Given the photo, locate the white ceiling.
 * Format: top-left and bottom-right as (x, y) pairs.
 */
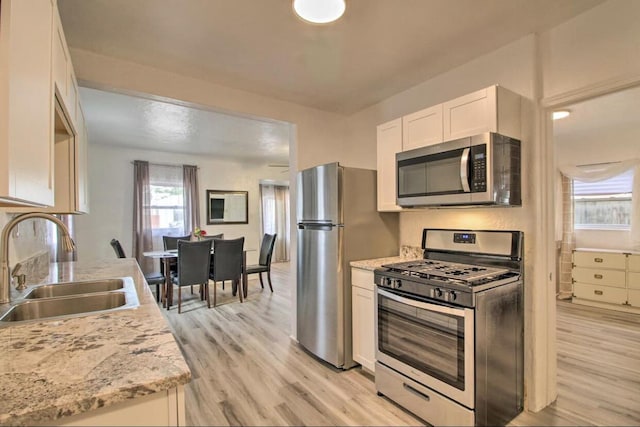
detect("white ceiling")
(79, 87), (291, 163)
(553, 85), (640, 145)
(59, 0), (602, 115)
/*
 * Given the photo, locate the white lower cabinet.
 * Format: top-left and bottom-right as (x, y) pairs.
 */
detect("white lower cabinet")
(351, 267), (376, 372)
(49, 386), (185, 426)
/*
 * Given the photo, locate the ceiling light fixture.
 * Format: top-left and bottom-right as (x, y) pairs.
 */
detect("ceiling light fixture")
(552, 110), (571, 120)
(293, 0), (346, 24)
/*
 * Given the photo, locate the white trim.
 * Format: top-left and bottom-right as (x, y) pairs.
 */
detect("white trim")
(542, 72), (640, 108)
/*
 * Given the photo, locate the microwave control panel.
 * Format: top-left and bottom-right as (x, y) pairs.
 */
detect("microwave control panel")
(470, 145), (487, 192)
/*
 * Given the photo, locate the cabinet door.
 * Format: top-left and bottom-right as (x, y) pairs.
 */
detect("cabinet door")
(52, 6), (69, 101)
(443, 86), (497, 141)
(352, 285), (375, 372)
(376, 118), (402, 212)
(628, 255), (640, 272)
(402, 104), (443, 150)
(0, 0), (55, 206)
(76, 110), (90, 213)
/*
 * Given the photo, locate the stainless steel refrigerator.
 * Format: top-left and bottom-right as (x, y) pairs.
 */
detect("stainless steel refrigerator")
(296, 162), (399, 369)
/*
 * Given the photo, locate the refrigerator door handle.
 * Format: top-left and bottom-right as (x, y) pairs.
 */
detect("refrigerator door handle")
(298, 223), (339, 231)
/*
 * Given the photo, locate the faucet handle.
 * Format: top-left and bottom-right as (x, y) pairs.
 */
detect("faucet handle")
(11, 262), (22, 277)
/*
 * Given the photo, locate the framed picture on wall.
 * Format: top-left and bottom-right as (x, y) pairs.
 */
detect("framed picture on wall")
(206, 190), (248, 224)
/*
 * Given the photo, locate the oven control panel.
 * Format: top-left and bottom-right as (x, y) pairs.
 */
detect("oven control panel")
(374, 270), (474, 307)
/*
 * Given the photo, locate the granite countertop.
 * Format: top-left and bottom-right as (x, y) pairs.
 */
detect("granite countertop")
(350, 246), (423, 271)
(0, 258), (191, 426)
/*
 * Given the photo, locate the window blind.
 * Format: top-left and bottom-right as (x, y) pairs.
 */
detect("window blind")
(574, 169), (633, 196)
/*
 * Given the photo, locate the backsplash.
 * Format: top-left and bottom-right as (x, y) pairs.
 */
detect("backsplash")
(400, 245), (422, 259)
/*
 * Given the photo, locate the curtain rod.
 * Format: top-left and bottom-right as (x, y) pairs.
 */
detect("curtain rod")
(130, 160), (199, 169)
(577, 161), (621, 167)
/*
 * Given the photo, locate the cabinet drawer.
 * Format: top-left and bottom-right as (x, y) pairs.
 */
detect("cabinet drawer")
(628, 272), (640, 290)
(573, 251), (626, 269)
(628, 255), (640, 272)
(351, 268), (374, 291)
(572, 267), (625, 287)
(628, 289), (640, 307)
(573, 282), (627, 305)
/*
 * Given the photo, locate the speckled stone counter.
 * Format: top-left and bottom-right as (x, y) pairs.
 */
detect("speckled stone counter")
(350, 246), (423, 271)
(0, 258), (191, 426)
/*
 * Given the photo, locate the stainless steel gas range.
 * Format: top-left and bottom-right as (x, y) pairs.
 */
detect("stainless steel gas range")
(374, 229), (524, 427)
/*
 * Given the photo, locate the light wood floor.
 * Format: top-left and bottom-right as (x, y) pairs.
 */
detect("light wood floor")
(161, 263), (640, 426)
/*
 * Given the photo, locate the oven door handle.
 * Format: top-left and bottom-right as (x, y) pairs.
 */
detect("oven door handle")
(378, 288), (467, 317)
(460, 147), (471, 193)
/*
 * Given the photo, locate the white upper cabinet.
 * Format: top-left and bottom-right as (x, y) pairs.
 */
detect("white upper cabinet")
(402, 104), (443, 150)
(5, 0), (89, 213)
(376, 118), (402, 212)
(0, 0), (55, 207)
(443, 85), (521, 141)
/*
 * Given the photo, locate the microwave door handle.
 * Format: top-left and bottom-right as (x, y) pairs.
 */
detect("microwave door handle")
(460, 147), (471, 192)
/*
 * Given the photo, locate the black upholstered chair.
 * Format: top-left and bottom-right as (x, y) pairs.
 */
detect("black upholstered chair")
(110, 238), (165, 302)
(209, 237), (244, 307)
(245, 233), (277, 292)
(171, 239), (213, 313)
(161, 234), (191, 275)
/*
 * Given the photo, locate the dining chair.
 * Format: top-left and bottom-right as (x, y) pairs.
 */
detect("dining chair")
(163, 234), (192, 288)
(109, 238), (165, 302)
(171, 239), (213, 313)
(245, 233), (277, 292)
(201, 233), (224, 287)
(209, 237), (245, 307)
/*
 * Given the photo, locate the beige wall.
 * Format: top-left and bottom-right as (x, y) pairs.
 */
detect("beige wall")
(75, 143), (286, 266)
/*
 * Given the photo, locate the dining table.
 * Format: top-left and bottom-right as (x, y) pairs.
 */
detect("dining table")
(143, 248), (254, 308)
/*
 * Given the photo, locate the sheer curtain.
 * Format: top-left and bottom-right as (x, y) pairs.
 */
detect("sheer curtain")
(559, 159), (640, 249)
(133, 160), (153, 273)
(260, 183), (290, 262)
(183, 164), (200, 234)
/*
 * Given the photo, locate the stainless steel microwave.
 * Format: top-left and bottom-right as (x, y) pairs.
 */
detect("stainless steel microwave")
(396, 132), (521, 207)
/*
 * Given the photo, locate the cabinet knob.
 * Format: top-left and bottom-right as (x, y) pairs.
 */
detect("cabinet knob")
(594, 290), (603, 295)
(594, 257), (603, 263)
(594, 274), (603, 279)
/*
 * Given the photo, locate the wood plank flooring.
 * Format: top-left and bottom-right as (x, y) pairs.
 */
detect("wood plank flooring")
(161, 263), (640, 426)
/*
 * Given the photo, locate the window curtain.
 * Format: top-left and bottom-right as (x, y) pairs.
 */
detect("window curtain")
(133, 160), (153, 273)
(183, 164), (200, 235)
(260, 184), (290, 262)
(559, 159), (640, 249)
(557, 175), (575, 299)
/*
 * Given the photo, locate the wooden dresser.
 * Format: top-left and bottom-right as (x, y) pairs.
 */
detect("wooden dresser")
(572, 248), (640, 313)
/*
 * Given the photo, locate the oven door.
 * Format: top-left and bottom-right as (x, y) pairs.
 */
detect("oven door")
(375, 288), (475, 409)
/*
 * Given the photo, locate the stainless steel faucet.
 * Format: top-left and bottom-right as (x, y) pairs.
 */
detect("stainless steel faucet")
(0, 213), (76, 304)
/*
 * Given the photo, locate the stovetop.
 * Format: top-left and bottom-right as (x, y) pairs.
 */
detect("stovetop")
(381, 259), (511, 286)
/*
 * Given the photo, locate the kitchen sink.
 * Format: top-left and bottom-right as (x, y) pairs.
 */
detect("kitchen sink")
(0, 277), (139, 324)
(24, 278), (127, 299)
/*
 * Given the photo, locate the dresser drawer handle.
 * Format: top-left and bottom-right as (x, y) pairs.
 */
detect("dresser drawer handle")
(594, 258), (603, 263)
(594, 290), (603, 296)
(594, 274), (603, 279)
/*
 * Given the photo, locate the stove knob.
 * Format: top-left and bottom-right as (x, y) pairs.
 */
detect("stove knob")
(449, 290), (457, 301)
(395, 279), (402, 289)
(434, 288), (443, 298)
(384, 277), (392, 287)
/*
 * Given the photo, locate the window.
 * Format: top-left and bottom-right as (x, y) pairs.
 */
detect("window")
(149, 165), (185, 247)
(574, 169), (633, 229)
